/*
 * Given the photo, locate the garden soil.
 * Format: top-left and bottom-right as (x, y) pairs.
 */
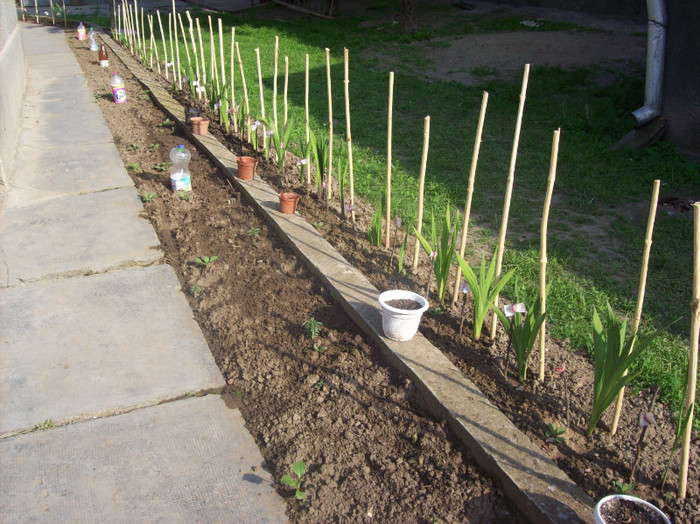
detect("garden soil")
(68, 21), (698, 523)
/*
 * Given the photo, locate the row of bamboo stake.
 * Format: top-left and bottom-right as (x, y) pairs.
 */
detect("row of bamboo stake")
(107, 1), (697, 499)
(114, 0), (357, 218)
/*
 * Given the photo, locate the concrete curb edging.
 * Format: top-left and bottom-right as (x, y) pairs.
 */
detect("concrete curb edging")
(101, 34), (595, 524)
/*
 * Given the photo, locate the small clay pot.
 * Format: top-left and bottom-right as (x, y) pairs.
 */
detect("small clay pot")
(278, 192), (300, 214)
(190, 116), (210, 135)
(236, 156), (257, 181)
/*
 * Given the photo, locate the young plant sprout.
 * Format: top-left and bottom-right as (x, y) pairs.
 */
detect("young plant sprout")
(367, 197), (384, 247)
(281, 460), (307, 500)
(303, 317), (323, 339)
(397, 231), (409, 276)
(494, 297), (546, 383)
(388, 216), (402, 271)
(414, 205), (458, 305)
(587, 302), (657, 436)
(545, 423), (565, 444)
(140, 190), (156, 203)
(456, 254), (514, 340)
(195, 255), (218, 267)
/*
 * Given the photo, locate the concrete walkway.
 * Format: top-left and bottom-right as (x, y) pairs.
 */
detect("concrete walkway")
(0, 23), (287, 523)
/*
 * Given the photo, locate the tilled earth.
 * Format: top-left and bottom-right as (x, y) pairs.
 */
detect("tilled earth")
(68, 24), (698, 524)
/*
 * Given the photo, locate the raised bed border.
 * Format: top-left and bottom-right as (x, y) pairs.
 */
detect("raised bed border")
(99, 30), (595, 524)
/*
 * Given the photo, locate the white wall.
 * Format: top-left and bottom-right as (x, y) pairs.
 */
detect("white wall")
(0, 0), (26, 188)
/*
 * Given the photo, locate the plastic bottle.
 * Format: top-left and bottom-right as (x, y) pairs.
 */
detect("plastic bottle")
(87, 27), (98, 51)
(98, 44), (109, 67)
(110, 71), (127, 104)
(169, 145), (192, 192)
(77, 22), (86, 41)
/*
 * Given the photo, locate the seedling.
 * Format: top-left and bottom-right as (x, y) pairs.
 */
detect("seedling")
(314, 378), (324, 390)
(148, 143), (160, 151)
(280, 461), (307, 500)
(545, 423), (565, 444)
(188, 284), (201, 298)
(587, 302), (657, 436)
(178, 191), (190, 201)
(157, 118), (173, 128)
(127, 143), (139, 152)
(195, 255), (218, 268)
(313, 343), (326, 354)
(456, 254), (514, 340)
(247, 227), (260, 238)
(367, 196), (384, 247)
(313, 221), (327, 231)
(126, 162), (141, 171)
(613, 480), (635, 495)
(414, 205), (458, 304)
(154, 161), (172, 172)
(303, 317), (324, 339)
(140, 191), (156, 203)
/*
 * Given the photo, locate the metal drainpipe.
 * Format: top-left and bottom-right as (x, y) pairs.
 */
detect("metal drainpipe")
(633, 0), (668, 125)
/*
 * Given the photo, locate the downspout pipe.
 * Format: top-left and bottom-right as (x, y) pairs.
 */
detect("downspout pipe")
(633, 0), (667, 125)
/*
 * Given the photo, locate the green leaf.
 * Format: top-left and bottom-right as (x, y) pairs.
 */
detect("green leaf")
(292, 460), (306, 478)
(280, 474), (296, 487)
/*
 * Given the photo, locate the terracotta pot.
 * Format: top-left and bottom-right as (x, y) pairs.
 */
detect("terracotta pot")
(190, 116), (210, 135)
(236, 156), (257, 180)
(278, 192), (300, 214)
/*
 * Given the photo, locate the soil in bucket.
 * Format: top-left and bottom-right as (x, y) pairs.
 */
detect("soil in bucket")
(599, 498), (667, 524)
(386, 299), (422, 310)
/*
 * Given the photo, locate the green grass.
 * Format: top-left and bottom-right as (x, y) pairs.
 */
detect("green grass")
(83, 4), (699, 421)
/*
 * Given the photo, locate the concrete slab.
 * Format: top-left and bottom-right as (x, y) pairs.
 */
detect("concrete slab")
(0, 265), (225, 436)
(0, 396), (288, 523)
(9, 141), (133, 197)
(0, 186), (161, 285)
(17, 106), (113, 147)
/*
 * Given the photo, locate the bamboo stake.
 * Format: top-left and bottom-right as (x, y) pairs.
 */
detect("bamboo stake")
(133, 0), (140, 54)
(125, 2), (133, 53)
(148, 15), (159, 72)
(179, 13), (195, 95)
(680, 202), (700, 499)
(385, 71), (395, 249)
(273, 36), (279, 134)
(171, 0), (181, 89)
(451, 91), (489, 305)
(325, 48), (333, 201)
(412, 116), (430, 270)
(255, 47), (266, 152)
(610, 179), (661, 434)
(184, 13), (198, 85)
(235, 42), (250, 142)
(218, 18), (225, 87)
(34, 0), (38, 24)
(140, 7), (146, 60)
(123, 2), (130, 51)
(50, 0), (55, 25)
(343, 47), (355, 222)
(147, 14), (154, 70)
(19, 0), (24, 22)
(538, 128), (560, 381)
(230, 27), (236, 133)
(305, 53), (310, 185)
(117, 3), (121, 40)
(62, 0), (66, 28)
(284, 56), (289, 128)
(490, 63), (530, 340)
(196, 18), (206, 86)
(168, 13), (176, 85)
(208, 16), (218, 94)
(157, 11), (168, 80)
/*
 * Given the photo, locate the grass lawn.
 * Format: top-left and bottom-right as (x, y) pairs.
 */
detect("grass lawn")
(79, 2), (699, 422)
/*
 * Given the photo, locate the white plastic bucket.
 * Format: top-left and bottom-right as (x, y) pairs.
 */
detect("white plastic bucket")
(378, 290), (429, 341)
(593, 495), (670, 524)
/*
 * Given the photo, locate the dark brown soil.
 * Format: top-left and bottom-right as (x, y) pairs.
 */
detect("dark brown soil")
(599, 497), (668, 524)
(66, 21), (699, 524)
(386, 299), (423, 310)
